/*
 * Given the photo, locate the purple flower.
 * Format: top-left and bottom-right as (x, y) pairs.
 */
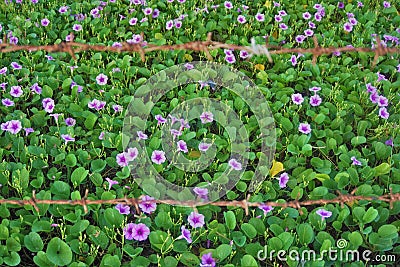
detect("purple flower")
(188, 211), (205, 228)
(155, 114), (167, 125)
(199, 142), (211, 152)
(290, 55), (297, 66)
(344, 22), (353, 32)
(309, 86), (321, 93)
(292, 93), (304, 105)
(129, 17), (138, 25)
(279, 23), (288, 30)
(309, 21), (316, 29)
(370, 92), (379, 103)
(225, 55), (236, 64)
(113, 104), (123, 113)
(177, 140), (188, 153)
(166, 20), (174, 30)
(41, 18), (50, 27)
(200, 253), (216, 267)
(338, 2), (344, 8)
(383, 1), (390, 8)
(66, 33), (74, 42)
(349, 17), (358, 26)
(179, 226), (192, 243)
(151, 150), (166, 164)
(24, 128), (34, 136)
(194, 187), (208, 200)
(126, 147), (138, 162)
(139, 195), (157, 214)
(124, 223), (150, 241)
(65, 117), (76, 126)
(357, 1), (364, 7)
(304, 29), (314, 37)
(259, 204), (273, 215)
(237, 15), (246, 24)
(366, 83), (376, 93)
(316, 208), (332, 220)
(224, 1), (233, 9)
(295, 35), (306, 44)
(2, 120), (22, 134)
(314, 13), (322, 22)
(116, 152), (129, 167)
(385, 138), (394, 147)
(99, 131), (105, 140)
(377, 95), (388, 107)
(274, 15), (282, 22)
(299, 123), (311, 134)
(0, 67), (7, 75)
(278, 10), (287, 16)
(115, 204), (130, 215)
(152, 9), (160, 18)
(170, 129), (182, 139)
(351, 156), (362, 166)
(200, 111), (213, 124)
(59, 6), (68, 14)
(50, 113), (62, 122)
(184, 63), (194, 70)
(303, 12), (311, 20)
(255, 13), (265, 22)
(378, 107), (389, 119)
(376, 72), (387, 82)
(143, 7), (152, 15)
(310, 94), (322, 107)
(239, 50), (250, 59)
(96, 73), (108, 85)
(61, 134), (75, 144)
(278, 172), (289, 188)
(175, 20), (182, 29)
(88, 99), (106, 111)
(72, 24), (82, 31)
(105, 177), (118, 190)
(9, 36), (18, 45)
(228, 159), (242, 171)
(2, 98), (14, 107)
(10, 86), (23, 97)
(42, 98), (55, 113)
(137, 131), (148, 140)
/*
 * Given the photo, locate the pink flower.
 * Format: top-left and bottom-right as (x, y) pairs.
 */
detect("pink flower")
(378, 107), (389, 119)
(292, 93), (304, 105)
(278, 172), (289, 188)
(137, 131), (148, 140)
(259, 204), (273, 215)
(228, 159), (242, 171)
(151, 150), (166, 164)
(188, 211), (205, 228)
(298, 123), (311, 134)
(255, 13), (265, 22)
(316, 208), (332, 220)
(2, 120), (22, 134)
(96, 73), (108, 85)
(115, 204), (130, 215)
(177, 140), (188, 153)
(105, 177), (118, 190)
(10, 86), (23, 97)
(310, 94), (322, 106)
(123, 223), (150, 241)
(155, 114), (167, 125)
(199, 142), (211, 152)
(42, 98), (55, 113)
(139, 195), (157, 214)
(200, 112), (213, 124)
(178, 226), (192, 243)
(126, 147), (138, 161)
(116, 152), (129, 167)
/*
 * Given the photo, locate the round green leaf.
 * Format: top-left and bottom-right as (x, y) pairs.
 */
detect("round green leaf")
(46, 237), (72, 266)
(24, 232), (44, 252)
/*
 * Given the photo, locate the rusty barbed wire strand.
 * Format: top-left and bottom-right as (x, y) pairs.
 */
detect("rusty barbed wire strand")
(0, 33), (398, 67)
(0, 190), (399, 216)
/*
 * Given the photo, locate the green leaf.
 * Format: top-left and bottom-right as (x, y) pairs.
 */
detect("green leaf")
(46, 237), (72, 266)
(351, 136), (366, 146)
(84, 112), (98, 130)
(240, 255), (258, 267)
(216, 244), (232, 261)
(180, 252), (200, 266)
(241, 223), (257, 239)
(65, 154), (77, 167)
(374, 163), (391, 176)
(154, 211), (172, 229)
(100, 255), (121, 267)
(24, 232), (44, 252)
(104, 208), (124, 228)
(71, 167), (89, 187)
(91, 159), (107, 173)
(378, 224), (398, 240)
(297, 223), (314, 245)
(3, 251), (20, 266)
(348, 232), (363, 248)
(362, 207), (378, 224)
(224, 211), (236, 230)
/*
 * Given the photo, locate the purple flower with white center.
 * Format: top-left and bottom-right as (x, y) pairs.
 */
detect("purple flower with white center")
(351, 156), (362, 166)
(143, 7), (152, 15)
(2, 98), (14, 107)
(224, 1), (233, 9)
(129, 18), (138, 25)
(349, 17), (357, 26)
(295, 35), (306, 43)
(309, 21), (316, 29)
(292, 93), (304, 105)
(278, 172), (289, 188)
(42, 98), (55, 113)
(152, 9), (160, 18)
(65, 117), (76, 126)
(194, 187), (208, 200)
(383, 1), (390, 8)
(175, 20), (182, 29)
(259, 204), (273, 215)
(200, 253), (216, 267)
(199, 142), (211, 152)
(239, 50), (250, 59)
(24, 128), (34, 136)
(370, 92), (379, 103)
(344, 22), (353, 32)
(316, 208), (332, 220)
(112, 104), (123, 113)
(188, 211), (205, 228)
(0, 67), (7, 75)
(255, 13), (265, 22)
(299, 122), (312, 134)
(237, 15), (246, 24)
(126, 147), (138, 162)
(155, 114), (167, 125)
(310, 94), (322, 106)
(124, 223), (150, 241)
(225, 54), (236, 64)
(72, 24), (82, 31)
(170, 129), (182, 139)
(99, 131), (105, 140)
(105, 177), (118, 190)
(290, 55), (297, 66)
(4, 120), (22, 134)
(224, 49), (233, 56)
(166, 20), (174, 30)
(304, 29), (314, 37)
(379, 107), (389, 119)
(377, 95), (388, 107)
(139, 195), (157, 214)
(96, 73), (108, 85)
(200, 111), (213, 124)
(385, 138), (393, 147)
(41, 18), (50, 27)
(376, 72), (387, 82)
(11, 62), (22, 70)
(366, 83), (376, 93)
(137, 131), (148, 140)
(228, 159), (242, 171)
(303, 12), (311, 20)
(177, 140), (188, 153)
(179, 226), (192, 243)
(279, 23), (288, 30)
(151, 150), (166, 164)
(116, 152), (129, 167)
(115, 204), (130, 215)
(10, 86), (23, 97)
(61, 134), (75, 144)
(274, 15), (282, 22)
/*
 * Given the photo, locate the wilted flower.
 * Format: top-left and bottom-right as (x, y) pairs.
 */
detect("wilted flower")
(61, 134), (75, 144)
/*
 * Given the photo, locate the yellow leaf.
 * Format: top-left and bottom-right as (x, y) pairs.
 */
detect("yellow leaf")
(188, 150), (201, 159)
(264, 0), (271, 9)
(254, 64), (265, 71)
(184, 54), (193, 61)
(272, 31), (278, 39)
(269, 160), (284, 177)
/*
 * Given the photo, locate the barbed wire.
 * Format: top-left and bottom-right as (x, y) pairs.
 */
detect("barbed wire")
(1, 33), (398, 68)
(0, 188), (398, 216)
